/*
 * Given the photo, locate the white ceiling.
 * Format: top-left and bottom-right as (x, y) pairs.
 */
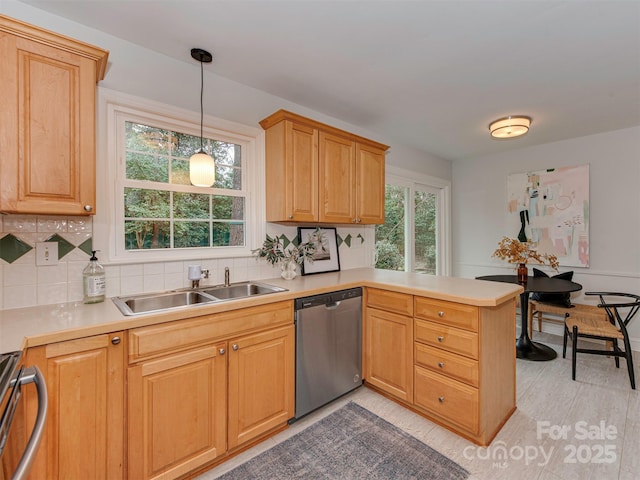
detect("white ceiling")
(20, 0), (640, 162)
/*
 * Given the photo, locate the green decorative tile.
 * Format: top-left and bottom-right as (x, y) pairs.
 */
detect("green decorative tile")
(279, 235), (291, 248)
(291, 236), (300, 247)
(78, 237), (93, 256)
(344, 234), (352, 247)
(0, 234), (33, 263)
(45, 234), (75, 259)
(337, 235), (344, 247)
(357, 234), (365, 244)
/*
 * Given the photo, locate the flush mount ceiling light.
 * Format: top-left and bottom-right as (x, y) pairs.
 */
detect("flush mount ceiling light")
(489, 116), (531, 139)
(189, 48), (215, 187)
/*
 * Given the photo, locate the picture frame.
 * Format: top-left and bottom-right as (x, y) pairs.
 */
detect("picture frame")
(298, 227), (341, 275)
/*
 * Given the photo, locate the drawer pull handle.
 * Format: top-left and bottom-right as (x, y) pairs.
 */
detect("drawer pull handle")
(232, 344), (239, 351)
(111, 336), (121, 345)
(437, 336), (444, 342)
(438, 396), (445, 403)
(438, 361), (445, 368)
(438, 311), (444, 317)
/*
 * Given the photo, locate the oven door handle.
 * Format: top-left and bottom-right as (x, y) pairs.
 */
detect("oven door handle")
(11, 366), (48, 480)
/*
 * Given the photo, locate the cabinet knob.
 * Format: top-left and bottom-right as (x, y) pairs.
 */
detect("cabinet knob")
(438, 396), (445, 403)
(84, 205), (93, 212)
(357, 218), (362, 223)
(232, 343), (239, 351)
(288, 214), (294, 219)
(219, 348), (226, 355)
(437, 336), (444, 342)
(111, 336), (121, 345)
(352, 219), (357, 223)
(438, 311), (444, 317)
(438, 361), (445, 368)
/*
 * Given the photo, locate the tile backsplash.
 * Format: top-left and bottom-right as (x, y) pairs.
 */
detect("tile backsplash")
(0, 215), (370, 310)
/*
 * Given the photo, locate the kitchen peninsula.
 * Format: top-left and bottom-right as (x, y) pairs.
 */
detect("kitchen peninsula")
(0, 268), (522, 479)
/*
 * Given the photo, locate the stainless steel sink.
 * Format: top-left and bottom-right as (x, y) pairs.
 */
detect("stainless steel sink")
(112, 290), (218, 316)
(112, 282), (287, 316)
(200, 282), (287, 300)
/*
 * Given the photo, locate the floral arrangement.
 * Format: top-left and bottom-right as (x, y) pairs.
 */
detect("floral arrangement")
(252, 233), (316, 266)
(492, 237), (559, 270)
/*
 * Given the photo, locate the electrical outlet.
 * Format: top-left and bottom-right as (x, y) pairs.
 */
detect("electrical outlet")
(36, 242), (59, 266)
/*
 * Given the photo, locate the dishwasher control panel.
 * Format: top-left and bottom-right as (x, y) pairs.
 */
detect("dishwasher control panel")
(295, 287), (362, 310)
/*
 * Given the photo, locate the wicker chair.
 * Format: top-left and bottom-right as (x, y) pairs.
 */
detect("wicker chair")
(563, 292), (640, 390)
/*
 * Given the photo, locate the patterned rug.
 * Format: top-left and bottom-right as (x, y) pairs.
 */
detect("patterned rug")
(216, 402), (469, 480)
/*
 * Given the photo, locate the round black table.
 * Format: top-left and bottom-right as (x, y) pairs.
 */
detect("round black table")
(476, 275), (582, 361)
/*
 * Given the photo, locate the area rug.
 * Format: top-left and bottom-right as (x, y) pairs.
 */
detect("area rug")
(216, 402), (469, 480)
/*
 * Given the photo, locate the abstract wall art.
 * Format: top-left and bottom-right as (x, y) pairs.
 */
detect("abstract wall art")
(507, 164), (589, 267)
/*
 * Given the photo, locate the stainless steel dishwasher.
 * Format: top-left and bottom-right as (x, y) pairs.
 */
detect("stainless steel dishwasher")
(293, 287), (362, 420)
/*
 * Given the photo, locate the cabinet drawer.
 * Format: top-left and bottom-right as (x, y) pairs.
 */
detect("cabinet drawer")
(415, 343), (479, 387)
(414, 319), (478, 359)
(366, 288), (413, 316)
(414, 366), (479, 434)
(129, 301), (293, 362)
(414, 297), (478, 332)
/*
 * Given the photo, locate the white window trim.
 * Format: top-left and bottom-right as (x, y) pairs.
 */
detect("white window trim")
(95, 88), (265, 264)
(382, 165), (452, 276)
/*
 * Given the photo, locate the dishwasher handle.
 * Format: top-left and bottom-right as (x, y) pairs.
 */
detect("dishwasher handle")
(324, 301), (341, 310)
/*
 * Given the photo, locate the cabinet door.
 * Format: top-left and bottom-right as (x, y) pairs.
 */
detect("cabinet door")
(228, 325), (294, 449)
(319, 132), (356, 223)
(25, 332), (125, 480)
(265, 120), (318, 222)
(355, 143), (386, 224)
(364, 307), (413, 402)
(0, 33), (98, 215)
(128, 343), (227, 480)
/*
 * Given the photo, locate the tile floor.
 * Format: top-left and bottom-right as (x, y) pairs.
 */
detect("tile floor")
(201, 331), (639, 480)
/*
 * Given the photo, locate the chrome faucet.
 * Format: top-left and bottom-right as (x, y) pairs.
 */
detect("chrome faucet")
(224, 267), (230, 287)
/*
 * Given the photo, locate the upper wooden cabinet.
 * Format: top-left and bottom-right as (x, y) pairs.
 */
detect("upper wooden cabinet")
(0, 15), (108, 215)
(260, 110), (389, 224)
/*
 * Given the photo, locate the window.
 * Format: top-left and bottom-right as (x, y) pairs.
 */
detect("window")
(374, 167), (450, 275)
(97, 90), (264, 263)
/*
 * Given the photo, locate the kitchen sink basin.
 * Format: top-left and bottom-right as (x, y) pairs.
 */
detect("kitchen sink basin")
(200, 282), (287, 300)
(112, 290), (217, 316)
(112, 282), (287, 316)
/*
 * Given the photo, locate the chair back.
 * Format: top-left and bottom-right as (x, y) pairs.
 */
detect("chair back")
(585, 292), (640, 339)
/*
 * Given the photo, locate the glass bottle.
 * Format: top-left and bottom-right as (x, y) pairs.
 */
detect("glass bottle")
(83, 250), (106, 304)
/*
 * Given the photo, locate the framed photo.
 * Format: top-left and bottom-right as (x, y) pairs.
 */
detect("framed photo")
(298, 227), (341, 275)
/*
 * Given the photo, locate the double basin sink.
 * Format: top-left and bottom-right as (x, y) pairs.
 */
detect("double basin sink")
(112, 281), (287, 316)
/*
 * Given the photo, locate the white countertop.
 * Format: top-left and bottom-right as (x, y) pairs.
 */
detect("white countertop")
(0, 268), (522, 353)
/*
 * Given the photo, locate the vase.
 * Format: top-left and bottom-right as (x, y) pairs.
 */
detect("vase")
(280, 259), (297, 280)
(517, 263), (528, 284)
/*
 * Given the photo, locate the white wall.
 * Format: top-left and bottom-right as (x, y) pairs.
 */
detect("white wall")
(452, 126), (640, 347)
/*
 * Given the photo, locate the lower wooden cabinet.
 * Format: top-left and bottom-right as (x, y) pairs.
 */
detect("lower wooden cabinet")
(228, 325), (295, 449)
(127, 343), (227, 480)
(25, 332), (125, 480)
(364, 288), (516, 446)
(364, 306), (413, 402)
(127, 302), (295, 480)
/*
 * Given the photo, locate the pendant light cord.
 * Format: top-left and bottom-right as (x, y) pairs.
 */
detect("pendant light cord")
(199, 59), (204, 152)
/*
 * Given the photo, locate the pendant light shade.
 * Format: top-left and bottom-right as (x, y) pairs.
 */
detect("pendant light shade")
(189, 48), (215, 187)
(189, 151), (216, 187)
(489, 116), (531, 139)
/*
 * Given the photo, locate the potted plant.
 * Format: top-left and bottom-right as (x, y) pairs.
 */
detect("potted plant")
(253, 233), (316, 279)
(492, 236), (559, 283)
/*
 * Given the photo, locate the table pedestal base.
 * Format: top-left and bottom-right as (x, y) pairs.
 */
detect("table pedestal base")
(516, 336), (558, 361)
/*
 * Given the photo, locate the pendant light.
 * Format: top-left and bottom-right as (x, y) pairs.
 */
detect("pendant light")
(189, 48), (215, 187)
